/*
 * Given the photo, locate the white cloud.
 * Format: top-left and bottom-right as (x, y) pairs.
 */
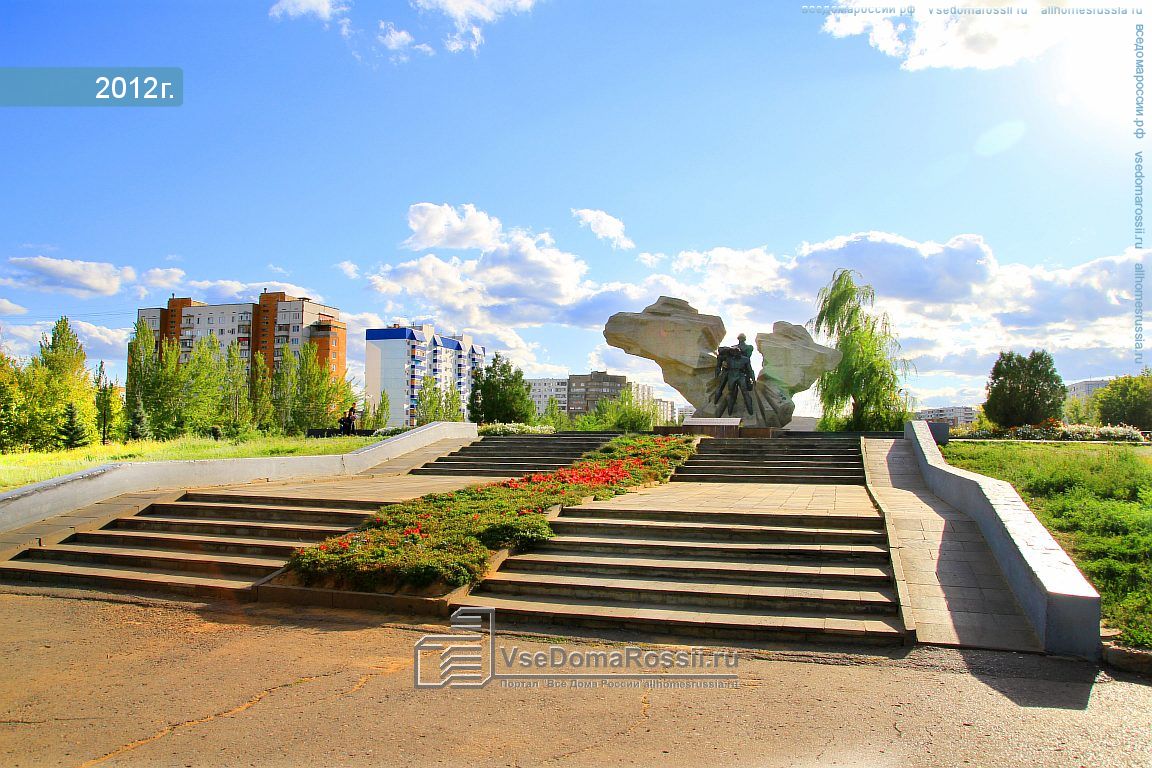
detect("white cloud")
(335, 260), (361, 279)
(413, 0), (537, 53)
(820, 1), (1129, 72)
(0, 319), (130, 365)
(140, 267), (185, 289)
(572, 208), (635, 250)
(267, 263), (290, 276)
(187, 280), (323, 303)
(403, 202), (504, 251)
(379, 21), (414, 50)
(413, 43), (436, 56)
(0, 298), (27, 316)
(2, 256), (137, 298)
(637, 252), (665, 268)
(269, 0), (345, 21)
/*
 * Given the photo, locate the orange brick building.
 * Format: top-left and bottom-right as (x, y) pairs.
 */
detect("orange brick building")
(137, 292), (346, 378)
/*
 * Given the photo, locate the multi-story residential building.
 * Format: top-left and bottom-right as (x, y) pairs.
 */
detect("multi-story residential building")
(628, 381), (654, 406)
(567, 370), (628, 417)
(527, 378), (569, 415)
(137, 292), (346, 376)
(364, 324), (486, 428)
(653, 398), (677, 425)
(915, 406), (978, 428)
(1067, 378), (1113, 400)
(676, 405), (696, 423)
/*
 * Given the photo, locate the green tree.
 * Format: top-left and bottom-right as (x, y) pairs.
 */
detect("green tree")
(540, 396), (569, 431)
(249, 351), (275, 433)
(150, 338), (188, 440)
(467, 353), (535, 424)
(219, 342), (252, 437)
(983, 350), (1066, 428)
(58, 402), (91, 448)
(125, 318), (157, 439)
(809, 270), (912, 431)
(0, 349), (24, 451)
(293, 342), (342, 433)
(413, 376), (444, 425)
(441, 384), (464, 422)
(1095, 370), (1152, 430)
(272, 344), (299, 434)
(1063, 395), (1100, 426)
(184, 334), (225, 436)
(366, 388), (391, 430)
(18, 317), (97, 450)
(93, 361), (123, 445)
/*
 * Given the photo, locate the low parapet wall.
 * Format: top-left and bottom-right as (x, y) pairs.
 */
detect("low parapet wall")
(903, 420), (1100, 659)
(0, 422), (478, 535)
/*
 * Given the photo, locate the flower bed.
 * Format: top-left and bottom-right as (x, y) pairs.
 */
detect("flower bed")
(954, 420), (1145, 442)
(287, 434), (695, 594)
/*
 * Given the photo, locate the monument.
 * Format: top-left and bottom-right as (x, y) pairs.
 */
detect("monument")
(603, 296), (841, 429)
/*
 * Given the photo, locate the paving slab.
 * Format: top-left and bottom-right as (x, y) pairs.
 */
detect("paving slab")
(864, 438), (1042, 653)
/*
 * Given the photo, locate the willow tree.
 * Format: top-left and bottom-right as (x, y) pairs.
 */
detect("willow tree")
(809, 269), (912, 431)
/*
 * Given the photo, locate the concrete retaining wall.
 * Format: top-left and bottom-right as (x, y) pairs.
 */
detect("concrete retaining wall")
(0, 422), (478, 535)
(903, 420), (1101, 659)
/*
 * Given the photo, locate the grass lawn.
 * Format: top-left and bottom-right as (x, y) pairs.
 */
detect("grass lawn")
(0, 435), (380, 493)
(942, 441), (1152, 648)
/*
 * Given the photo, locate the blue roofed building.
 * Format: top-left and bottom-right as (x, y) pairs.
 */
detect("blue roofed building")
(364, 324), (486, 427)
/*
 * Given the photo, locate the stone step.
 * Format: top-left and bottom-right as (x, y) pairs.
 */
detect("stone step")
(109, 515), (348, 541)
(670, 473), (865, 485)
(19, 543), (283, 577)
(684, 456), (863, 465)
(180, 492), (387, 512)
(560, 506), (882, 529)
(410, 467), (520, 477)
(537, 535), (890, 563)
(503, 552), (894, 586)
(477, 572), (897, 614)
(455, 594), (905, 644)
(677, 463), (864, 475)
(549, 517), (885, 544)
(0, 559), (260, 599)
(71, 529), (304, 558)
(432, 458), (572, 468)
(143, 501), (374, 527)
(703, 438), (861, 445)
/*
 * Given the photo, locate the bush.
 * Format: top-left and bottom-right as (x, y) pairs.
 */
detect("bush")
(953, 420), (1145, 442)
(478, 423), (556, 436)
(287, 434), (696, 592)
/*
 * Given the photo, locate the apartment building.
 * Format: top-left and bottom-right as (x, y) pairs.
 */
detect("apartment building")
(527, 378), (569, 415)
(137, 292), (347, 376)
(653, 398), (677, 425)
(364, 324), (486, 428)
(566, 370), (628, 417)
(915, 405), (978, 428)
(1067, 378), (1113, 400)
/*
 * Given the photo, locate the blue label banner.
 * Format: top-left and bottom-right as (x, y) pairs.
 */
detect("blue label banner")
(0, 67), (183, 107)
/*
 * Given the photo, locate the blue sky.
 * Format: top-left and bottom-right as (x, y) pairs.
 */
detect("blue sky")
(0, 0), (1147, 412)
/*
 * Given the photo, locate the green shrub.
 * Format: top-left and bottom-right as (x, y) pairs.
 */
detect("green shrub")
(477, 423), (556, 436)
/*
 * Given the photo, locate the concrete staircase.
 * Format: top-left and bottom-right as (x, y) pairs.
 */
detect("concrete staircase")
(457, 501), (904, 644)
(411, 432), (617, 477)
(0, 492), (381, 599)
(672, 436), (866, 484)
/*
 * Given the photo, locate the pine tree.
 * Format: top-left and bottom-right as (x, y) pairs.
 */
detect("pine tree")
(249, 351), (275, 433)
(93, 361), (122, 444)
(413, 376), (444, 425)
(22, 317), (97, 450)
(467, 353), (535, 424)
(219, 342), (252, 438)
(125, 390), (152, 441)
(0, 349), (24, 452)
(371, 388), (391, 430)
(125, 318), (156, 436)
(58, 402), (91, 448)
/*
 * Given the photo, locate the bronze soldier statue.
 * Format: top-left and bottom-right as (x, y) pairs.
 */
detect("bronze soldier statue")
(713, 333), (755, 417)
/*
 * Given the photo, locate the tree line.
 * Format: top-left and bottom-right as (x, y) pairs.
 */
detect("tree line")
(0, 316), (358, 453)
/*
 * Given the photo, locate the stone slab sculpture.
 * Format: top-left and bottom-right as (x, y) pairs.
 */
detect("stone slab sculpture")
(603, 296), (842, 428)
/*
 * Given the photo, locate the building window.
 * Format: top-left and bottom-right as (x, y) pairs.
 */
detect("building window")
(208, 317), (213, 324)
(291, 325), (300, 332)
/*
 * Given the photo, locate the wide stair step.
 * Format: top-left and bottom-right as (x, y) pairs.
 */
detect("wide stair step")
(536, 535), (891, 563)
(416, 434), (615, 476)
(17, 543), (283, 577)
(504, 552), (894, 587)
(457, 594), (904, 644)
(477, 572), (897, 614)
(142, 501), (374, 527)
(561, 506), (881, 528)
(70, 529), (305, 558)
(550, 517), (885, 544)
(0, 559), (262, 598)
(110, 515), (348, 541)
